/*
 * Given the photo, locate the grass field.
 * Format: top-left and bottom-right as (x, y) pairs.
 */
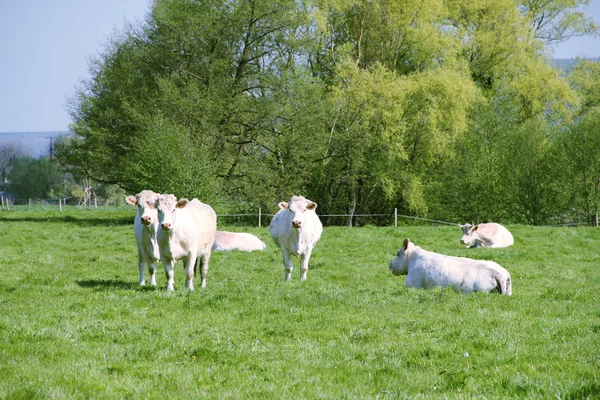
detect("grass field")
(0, 209), (598, 399)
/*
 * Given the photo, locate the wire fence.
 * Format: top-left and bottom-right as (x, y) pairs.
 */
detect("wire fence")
(1, 197), (597, 228)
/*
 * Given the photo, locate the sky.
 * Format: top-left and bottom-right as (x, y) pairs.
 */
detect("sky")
(0, 0), (151, 133)
(0, 0), (598, 134)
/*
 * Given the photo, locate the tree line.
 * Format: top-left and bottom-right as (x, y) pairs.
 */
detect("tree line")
(13, 0), (600, 224)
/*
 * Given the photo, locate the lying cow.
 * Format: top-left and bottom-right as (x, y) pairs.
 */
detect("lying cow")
(460, 222), (514, 248)
(156, 194), (217, 291)
(125, 190), (160, 286)
(389, 238), (512, 295)
(212, 231), (266, 252)
(269, 195), (323, 281)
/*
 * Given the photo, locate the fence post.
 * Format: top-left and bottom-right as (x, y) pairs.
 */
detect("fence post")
(596, 212), (598, 228)
(59, 198), (63, 212)
(28, 198), (31, 211)
(1, 195), (4, 210)
(258, 208), (262, 227)
(394, 208), (397, 228)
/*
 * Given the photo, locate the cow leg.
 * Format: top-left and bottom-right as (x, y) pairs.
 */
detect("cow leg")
(162, 257), (176, 291)
(184, 254), (198, 291)
(299, 250), (312, 281)
(141, 250), (158, 287)
(198, 253), (210, 289)
(137, 247), (146, 285)
(137, 261), (146, 286)
(148, 263), (158, 286)
(281, 247), (294, 281)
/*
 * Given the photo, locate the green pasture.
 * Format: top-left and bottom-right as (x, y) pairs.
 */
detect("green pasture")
(0, 209), (598, 399)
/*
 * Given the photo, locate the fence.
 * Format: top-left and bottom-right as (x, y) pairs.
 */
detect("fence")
(0, 196), (122, 211)
(1, 197), (597, 227)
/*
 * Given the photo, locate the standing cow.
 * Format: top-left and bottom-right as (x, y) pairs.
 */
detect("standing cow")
(125, 190), (160, 286)
(269, 195), (323, 281)
(389, 238), (512, 295)
(460, 222), (514, 248)
(156, 194), (217, 291)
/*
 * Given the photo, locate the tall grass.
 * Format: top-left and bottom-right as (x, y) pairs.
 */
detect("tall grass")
(0, 209), (598, 399)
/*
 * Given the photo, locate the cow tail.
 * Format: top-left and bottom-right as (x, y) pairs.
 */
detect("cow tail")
(495, 271), (511, 295)
(504, 275), (512, 296)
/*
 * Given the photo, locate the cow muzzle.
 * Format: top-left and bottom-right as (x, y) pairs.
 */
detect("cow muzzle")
(141, 216), (152, 226)
(292, 220), (302, 228)
(161, 223), (172, 231)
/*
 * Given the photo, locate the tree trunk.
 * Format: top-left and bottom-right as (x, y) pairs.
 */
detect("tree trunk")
(348, 197), (356, 227)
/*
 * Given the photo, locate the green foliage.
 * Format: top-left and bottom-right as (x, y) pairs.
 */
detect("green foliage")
(6, 157), (67, 200)
(555, 109), (600, 224)
(504, 119), (569, 224)
(568, 59), (600, 115)
(430, 99), (572, 225)
(56, 0), (599, 224)
(0, 210), (598, 398)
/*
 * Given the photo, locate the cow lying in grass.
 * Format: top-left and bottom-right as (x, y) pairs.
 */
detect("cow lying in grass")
(269, 195), (323, 281)
(460, 222), (514, 248)
(212, 231), (266, 252)
(125, 190), (160, 286)
(389, 238), (512, 295)
(156, 194), (217, 291)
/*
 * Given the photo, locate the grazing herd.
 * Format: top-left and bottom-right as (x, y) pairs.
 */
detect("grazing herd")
(126, 190), (514, 295)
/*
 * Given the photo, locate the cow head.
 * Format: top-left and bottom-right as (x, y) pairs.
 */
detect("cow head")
(156, 194), (189, 231)
(126, 190), (159, 226)
(460, 223), (473, 235)
(389, 238), (412, 276)
(279, 195), (317, 229)
(460, 224), (479, 246)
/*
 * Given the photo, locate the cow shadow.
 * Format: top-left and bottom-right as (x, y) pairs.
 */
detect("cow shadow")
(76, 279), (152, 291)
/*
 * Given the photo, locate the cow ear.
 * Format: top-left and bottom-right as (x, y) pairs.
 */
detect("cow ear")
(176, 199), (189, 208)
(403, 238), (410, 250)
(125, 195), (137, 206)
(278, 202), (289, 210)
(473, 225), (478, 231)
(306, 201), (317, 210)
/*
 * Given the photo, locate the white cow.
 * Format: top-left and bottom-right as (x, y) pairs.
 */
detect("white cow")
(389, 238), (512, 295)
(269, 195), (323, 281)
(156, 194), (217, 291)
(125, 190), (160, 286)
(212, 231), (266, 252)
(460, 222), (514, 248)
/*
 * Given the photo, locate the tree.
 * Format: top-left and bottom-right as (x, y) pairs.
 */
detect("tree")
(56, 0), (598, 223)
(0, 142), (26, 192)
(6, 157), (66, 201)
(555, 110), (600, 224)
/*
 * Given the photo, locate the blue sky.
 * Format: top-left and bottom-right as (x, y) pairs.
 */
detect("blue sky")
(0, 0), (151, 133)
(0, 0), (598, 133)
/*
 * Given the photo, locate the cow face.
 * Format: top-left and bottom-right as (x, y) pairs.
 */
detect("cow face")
(156, 194), (187, 231)
(389, 238), (412, 276)
(460, 223), (472, 235)
(460, 225), (478, 246)
(126, 190), (158, 226)
(279, 195), (317, 229)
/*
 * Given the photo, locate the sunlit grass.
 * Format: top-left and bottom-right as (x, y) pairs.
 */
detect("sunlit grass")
(0, 210), (598, 398)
